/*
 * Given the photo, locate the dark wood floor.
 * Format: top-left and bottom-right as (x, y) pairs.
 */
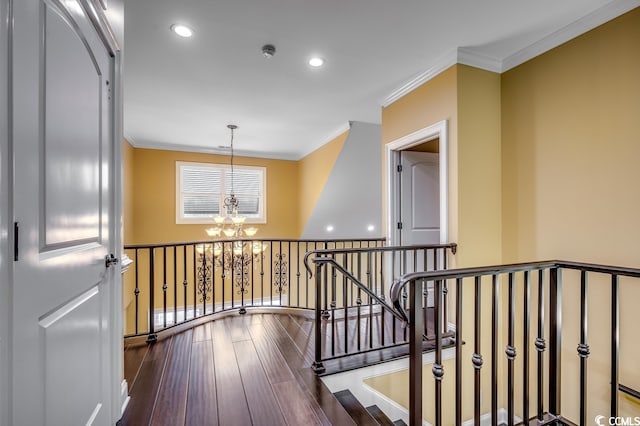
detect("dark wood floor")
(120, 312), (364, 426)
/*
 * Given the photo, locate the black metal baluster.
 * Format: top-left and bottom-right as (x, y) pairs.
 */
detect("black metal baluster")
(312, 262), (325, 373)
(192, 245), (197, 317)
(305, 242), (309, 308)
(357, 252), (362, 352)
(329, 261), (337, 357)
(260, 241), (266, 306)
(368, 252), (373, 349)
(341, 261), (347, 356)
(611, 274), (619, 418)
(134, 249), (139, 335)
(286, 241), (291, 307)
(455, 277), (462, 426)
(173, 246), (177, 325)
(578, 270), (590, 426)
(162, 247), (167, 328)
(279, 241), (284, 306)
(296, 242), (300, 308)
(250, 241), (254, 309)
(491, 274), (498, 426)
(506, 273), (516, 426)
(433, 279), (444, 426)
(221, 242), (225, 311)
(473, 275), (483, 426)
(409, 278), (424, 426)
(323, 242), (329, 318)
(523, 270), (530, 425)
(183, 245), (188, 321)
(536, 270), (546, 420)
(147, 248), (157, 343)
(549, 268), (562, 416)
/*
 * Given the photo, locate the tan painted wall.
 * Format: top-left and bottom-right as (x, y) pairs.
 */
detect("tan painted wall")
(298, 130), (348, 230)
(122, 140), (136, 314)
(378, 64), (503, 422)
(130, 148), (300, 244)
(502, 7), (640, 422)
(382, 65), (459, 259)
(123, 140), (136, 245)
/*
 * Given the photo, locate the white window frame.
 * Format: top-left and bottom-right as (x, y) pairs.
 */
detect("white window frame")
(176, 161), (267, 224)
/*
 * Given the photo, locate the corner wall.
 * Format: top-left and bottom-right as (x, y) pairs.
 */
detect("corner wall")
(302, 122), (383, 239)
(298, 129), (347, 232)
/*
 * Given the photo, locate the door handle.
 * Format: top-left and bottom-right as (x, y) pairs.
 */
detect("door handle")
(105, 253), (119, 268)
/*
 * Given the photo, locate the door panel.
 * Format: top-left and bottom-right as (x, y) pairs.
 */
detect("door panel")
(400, 151), (440, 246)
(44, 3), (103, 247)
(12, 0), (114, 424)
(399, 151), (440, 306)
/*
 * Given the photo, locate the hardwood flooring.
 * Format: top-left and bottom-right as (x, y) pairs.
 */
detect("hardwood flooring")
(120, 313), (358, 426)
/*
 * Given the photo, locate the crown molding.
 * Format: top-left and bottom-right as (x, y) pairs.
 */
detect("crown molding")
(297, 121), (352, 160)
(382, 49), (458, 108)
(457, 47), (502, 73)
(383, 1), (640, 107)
(502, 0), (640, 71)
(127, 138), (300, 161)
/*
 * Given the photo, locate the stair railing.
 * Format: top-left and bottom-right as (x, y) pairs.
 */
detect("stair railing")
(391, 260), (640, 426)
(304, 243), (457, 373)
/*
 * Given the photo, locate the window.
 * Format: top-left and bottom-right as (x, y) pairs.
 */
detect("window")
(176, 161), (266, 224)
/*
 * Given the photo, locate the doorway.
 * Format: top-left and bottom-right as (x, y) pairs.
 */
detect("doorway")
(385, 120), (448, 247)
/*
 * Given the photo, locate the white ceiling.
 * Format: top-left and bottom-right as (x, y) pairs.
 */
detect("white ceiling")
(123, 0), (638, 160)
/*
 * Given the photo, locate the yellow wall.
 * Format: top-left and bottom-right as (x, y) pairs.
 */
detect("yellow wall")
(298, 130), (348, 230)
(369, 7), (640, 424)
(502, 7), (640, 422)
(379, 64), (502, 422)
(122, 140), (136, 313)
(129, 148), (300, 244)
(502, 7), (640, 266)
(382, 65), (459, 258)
(123, 140), (136, 245)
(381, 64), (502, 268)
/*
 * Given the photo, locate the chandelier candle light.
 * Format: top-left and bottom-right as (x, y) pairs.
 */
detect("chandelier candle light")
(197, 124), (266, 314)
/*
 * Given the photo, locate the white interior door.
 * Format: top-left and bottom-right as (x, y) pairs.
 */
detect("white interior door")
(398, 151), (439, 307)
(400, 151), (440, 246)
(12, 0), (116, 424)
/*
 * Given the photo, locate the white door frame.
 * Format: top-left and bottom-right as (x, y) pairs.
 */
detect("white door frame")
(385, 120), (448, 246)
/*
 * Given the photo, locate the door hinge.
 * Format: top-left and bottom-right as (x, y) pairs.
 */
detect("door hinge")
(397, 222), (403, 230)
(14, 222), (19, 261)
(397, 164), (403, 173)
(105, 253), (119, 268)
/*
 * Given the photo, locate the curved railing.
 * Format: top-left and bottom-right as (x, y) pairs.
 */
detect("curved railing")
(122, 238), (384, 342)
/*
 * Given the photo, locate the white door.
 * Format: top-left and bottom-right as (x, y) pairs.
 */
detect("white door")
(399, 151), (440, 246)
(12, 0), (116, 424)
(398, 151), (439, 307)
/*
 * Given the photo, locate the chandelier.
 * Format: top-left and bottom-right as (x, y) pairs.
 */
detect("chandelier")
(205, 124), (257, 239)
(197, 124), (266, 312)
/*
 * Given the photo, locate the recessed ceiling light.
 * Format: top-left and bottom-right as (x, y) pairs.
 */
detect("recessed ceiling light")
(308, 57), (325, 68)
(326, 225), (334, 232)
(171, 24), (193, 38)
(367, 225), (375, 232)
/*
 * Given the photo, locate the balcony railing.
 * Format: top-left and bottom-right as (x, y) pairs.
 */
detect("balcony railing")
(391, 260), (640, 426)
(304, 243), (457, 373)
(123, 238), (384, 341)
